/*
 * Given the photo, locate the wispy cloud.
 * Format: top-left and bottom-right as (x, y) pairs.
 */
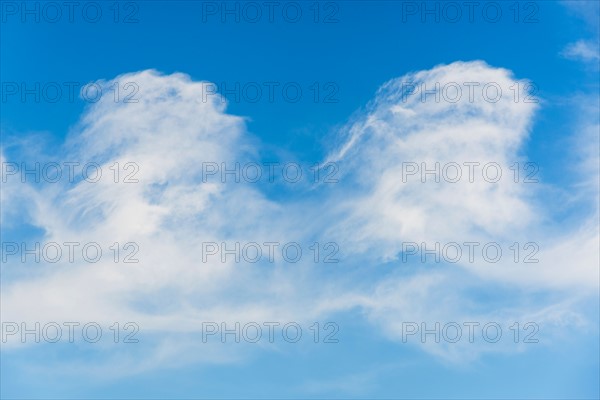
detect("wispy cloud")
(1, 62), (598, 373)
(562, 40), (600, 63)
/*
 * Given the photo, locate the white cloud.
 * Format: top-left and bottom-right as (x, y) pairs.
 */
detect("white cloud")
(561, 1), (600, 33)
(560, 2), (600, 66)
(0, 70), (328, 354)
(1, 62), (598, 370)
(562, 40), (600, 63)
(312, 61), (598, 359)
(318, 61), (598, 289)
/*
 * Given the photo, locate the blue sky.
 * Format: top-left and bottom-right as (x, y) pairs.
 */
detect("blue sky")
(1, 1), (599, 398)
